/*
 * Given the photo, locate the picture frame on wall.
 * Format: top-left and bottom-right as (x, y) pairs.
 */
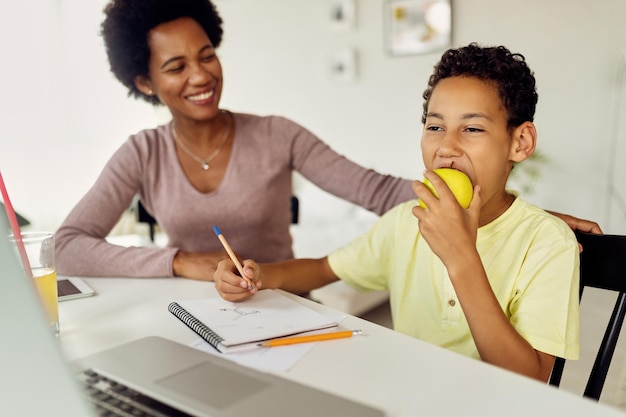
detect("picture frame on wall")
(329, 48), (358, 82)
(329, 0), (356, 32)
(385, 0), (451, 56)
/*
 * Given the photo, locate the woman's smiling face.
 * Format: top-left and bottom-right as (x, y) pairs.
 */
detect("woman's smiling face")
(138, 17), (223, 122)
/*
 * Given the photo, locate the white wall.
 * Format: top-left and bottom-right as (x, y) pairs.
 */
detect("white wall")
(2, 0), (626, 234)
(452, 0), (626, 233)
(0, 0), (157, 232)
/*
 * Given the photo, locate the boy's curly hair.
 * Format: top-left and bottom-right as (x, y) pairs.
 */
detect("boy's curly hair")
(101, 0), (223, 105)
(422, 43), (538, 129)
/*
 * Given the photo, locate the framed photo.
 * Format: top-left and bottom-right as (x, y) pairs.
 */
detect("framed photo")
(385, 0), (452, 56)
(329, 48), (358, 82)
(329, 0), (356, 32)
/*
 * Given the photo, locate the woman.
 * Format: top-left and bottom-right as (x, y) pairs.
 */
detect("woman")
(55, 0), (599, 280)
(55, 0), (414, 280)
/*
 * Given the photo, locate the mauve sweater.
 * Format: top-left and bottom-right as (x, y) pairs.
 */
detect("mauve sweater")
(55, 113), (414, 277)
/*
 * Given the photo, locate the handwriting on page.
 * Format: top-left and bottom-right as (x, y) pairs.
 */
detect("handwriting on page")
(218, 307), (261, 321)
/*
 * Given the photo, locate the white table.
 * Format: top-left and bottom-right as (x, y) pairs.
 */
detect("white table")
(58, 277), (624, 417)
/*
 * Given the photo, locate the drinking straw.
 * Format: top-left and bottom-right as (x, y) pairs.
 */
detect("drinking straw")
(0, 171), (33, 277)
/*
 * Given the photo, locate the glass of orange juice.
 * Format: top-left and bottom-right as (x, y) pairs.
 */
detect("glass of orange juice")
(9, 232), (59, 335)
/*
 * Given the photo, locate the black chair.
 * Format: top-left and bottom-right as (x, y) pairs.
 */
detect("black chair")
(290, 195), (299, 224)
(549, 231), (626, 401)
(0, 202), (30, 227)
(136, 199), (158, 242)
(136, 196), (300, 242)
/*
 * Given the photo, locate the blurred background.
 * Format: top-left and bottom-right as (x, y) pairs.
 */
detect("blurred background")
(1, 0), (625, 235)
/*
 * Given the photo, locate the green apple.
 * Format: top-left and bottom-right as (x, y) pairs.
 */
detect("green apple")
(418, 168), (473, 209)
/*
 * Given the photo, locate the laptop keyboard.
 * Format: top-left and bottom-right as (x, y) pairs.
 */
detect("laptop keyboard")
(77, 369), (193, 417)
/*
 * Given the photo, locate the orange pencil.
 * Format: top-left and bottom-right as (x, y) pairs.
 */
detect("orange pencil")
(258, 330), (363, 347)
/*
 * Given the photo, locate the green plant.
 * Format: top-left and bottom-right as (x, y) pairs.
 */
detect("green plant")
(507, 150), (549, 194)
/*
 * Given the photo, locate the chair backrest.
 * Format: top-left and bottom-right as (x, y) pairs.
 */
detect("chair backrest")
(0, 202), (30, 227)
(136, 196), (300, 242)
(136, 199), (157, 242)
(549, 231), (626, 400)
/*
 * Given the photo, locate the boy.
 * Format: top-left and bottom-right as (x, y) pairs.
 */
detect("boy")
(214, 43), (580, 382)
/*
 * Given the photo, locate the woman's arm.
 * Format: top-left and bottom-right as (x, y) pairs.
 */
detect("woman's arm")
(283, 117), (415, 214)
(288, 118), (604, 231)
(55, 140), (179, 278)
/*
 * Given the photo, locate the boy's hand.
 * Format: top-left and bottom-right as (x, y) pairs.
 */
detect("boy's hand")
(411, 170), (482, 266)
(214, 258), (262, 302)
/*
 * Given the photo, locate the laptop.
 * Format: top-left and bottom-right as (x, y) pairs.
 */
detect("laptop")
(0, 215), (93, 416)
(0, 214), (385, 417)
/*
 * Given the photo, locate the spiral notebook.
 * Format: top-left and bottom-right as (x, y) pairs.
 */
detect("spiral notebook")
(168, 290), (339, 353)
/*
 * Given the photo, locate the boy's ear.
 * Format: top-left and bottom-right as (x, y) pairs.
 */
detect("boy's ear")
(134, 75), (154, 96)
(509, 121), (537, 163)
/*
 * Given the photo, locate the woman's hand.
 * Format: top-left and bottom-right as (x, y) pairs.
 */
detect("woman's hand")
(214, 258), (261, 301)
(547, 211), (603, 234)
(546, 211), (603, 253)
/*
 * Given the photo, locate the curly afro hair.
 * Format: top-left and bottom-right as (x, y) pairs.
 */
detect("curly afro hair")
(421, 43), (538, 129)
(101, 0), (223, 105)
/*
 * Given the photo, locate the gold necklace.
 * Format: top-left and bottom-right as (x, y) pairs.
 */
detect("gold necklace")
(172, 112), (231, 171)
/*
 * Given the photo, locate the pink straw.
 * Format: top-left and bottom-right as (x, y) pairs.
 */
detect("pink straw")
(0, 171), (33, 277)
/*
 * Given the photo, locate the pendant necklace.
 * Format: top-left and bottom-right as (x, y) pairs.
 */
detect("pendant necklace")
(172, 112), (231, 171)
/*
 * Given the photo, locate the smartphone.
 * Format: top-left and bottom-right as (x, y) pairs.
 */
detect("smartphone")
(57, 277), (95, 301)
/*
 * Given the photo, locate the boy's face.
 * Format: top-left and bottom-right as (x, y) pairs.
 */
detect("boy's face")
(421, 76), (530, 212)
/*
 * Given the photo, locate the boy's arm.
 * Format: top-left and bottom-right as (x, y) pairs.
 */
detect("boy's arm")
(214, 257), (339, 302)
(412, 173), (555, 381)
(444, 251), (556, 381)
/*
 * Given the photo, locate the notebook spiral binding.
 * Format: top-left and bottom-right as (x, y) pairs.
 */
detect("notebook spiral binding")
(168, 302), (224, 349)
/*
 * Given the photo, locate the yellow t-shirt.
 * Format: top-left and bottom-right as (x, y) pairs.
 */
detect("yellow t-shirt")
(328, 197), (580, 360)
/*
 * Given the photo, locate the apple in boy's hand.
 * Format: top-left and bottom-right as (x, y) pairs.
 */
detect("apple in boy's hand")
(418, 168), (473, 209)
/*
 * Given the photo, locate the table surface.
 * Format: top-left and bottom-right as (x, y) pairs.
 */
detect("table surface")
(58, 277), (624, 417)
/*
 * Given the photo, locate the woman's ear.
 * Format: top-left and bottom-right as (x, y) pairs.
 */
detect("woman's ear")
(134, 76), (154, 96)
(509, 121), (537, 163)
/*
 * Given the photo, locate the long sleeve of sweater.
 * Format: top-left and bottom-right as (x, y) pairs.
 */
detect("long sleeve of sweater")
(55, 114), (416, 278)
(55, 133), (179, 277)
